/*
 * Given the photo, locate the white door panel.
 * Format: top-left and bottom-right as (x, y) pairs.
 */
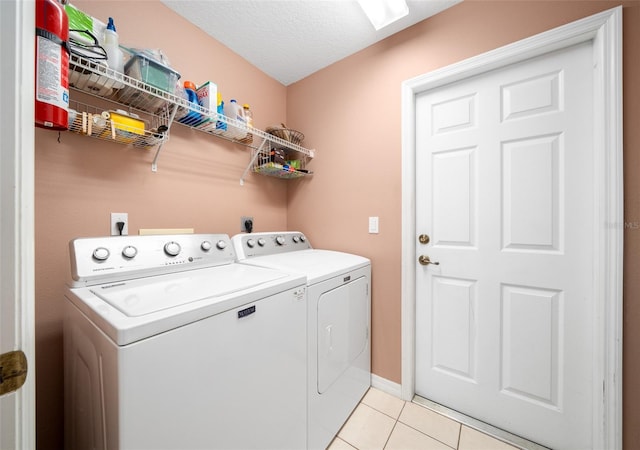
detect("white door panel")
(415, 42), (594, 449)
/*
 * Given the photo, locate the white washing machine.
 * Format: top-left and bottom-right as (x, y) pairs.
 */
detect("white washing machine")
(64, 233), (308, 450)
(232, 231), (371, 450)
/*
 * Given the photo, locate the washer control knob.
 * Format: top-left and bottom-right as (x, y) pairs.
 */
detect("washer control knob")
(201, 241), (212, 252)
(257, 238), (266, 247)
(164, 241), (181, 257)
(292, 235), (300, 243)
(122, 245), (137, 259)
(300, 235), (306, 242)
(247, 239), (256, 248)
(275, 235), (285, 246)
(216, 240), (227, 250)
(92, 247), (110, 261)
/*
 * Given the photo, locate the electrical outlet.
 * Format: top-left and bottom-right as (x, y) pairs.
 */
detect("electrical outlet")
(241, 216), (253, 233)
(111, 212), (129, 236)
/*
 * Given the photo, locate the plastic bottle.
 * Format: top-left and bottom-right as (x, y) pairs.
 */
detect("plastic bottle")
(175, 79), (189, 118)
(177, 81), (203, 126)
(243, 104), (254, 128)
(214, 92), (227, 135)
(225, 100), (245, 122)
(241, 104), (254, 143)
(224, 99), (246, 139)
(104, 18), (124, 77)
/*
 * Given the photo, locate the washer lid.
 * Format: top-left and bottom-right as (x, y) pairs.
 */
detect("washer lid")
(90, 264), (287, 317)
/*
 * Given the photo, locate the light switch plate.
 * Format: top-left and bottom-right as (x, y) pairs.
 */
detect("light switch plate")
(368, 216), (379, 234)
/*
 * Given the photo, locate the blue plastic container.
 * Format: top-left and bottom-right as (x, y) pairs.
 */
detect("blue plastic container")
(177, 81), (204, 126)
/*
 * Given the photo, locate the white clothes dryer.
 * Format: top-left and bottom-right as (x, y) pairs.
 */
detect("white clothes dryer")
(232, 231), (371, 450)
(64, 233), (307, 450)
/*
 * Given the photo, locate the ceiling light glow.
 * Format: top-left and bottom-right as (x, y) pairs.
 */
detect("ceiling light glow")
(356, 0), (409, 31)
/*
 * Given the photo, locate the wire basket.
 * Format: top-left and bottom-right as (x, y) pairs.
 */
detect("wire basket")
(265, 123), (304, 145)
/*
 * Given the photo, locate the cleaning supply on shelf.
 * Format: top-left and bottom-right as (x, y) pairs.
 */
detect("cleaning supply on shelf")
(223, 99), (247, 139)
(177, 81), (204, 126)
(65, 3), (107, 48)
(174, 79), (189, 118)
(99, 109), (145, 144)
(241, 104), (254, 143)
(195, 81), (218, 132)
(214, 92), (227, 135)
(243, 104), (254, 128)
(103, 17), (124, 87)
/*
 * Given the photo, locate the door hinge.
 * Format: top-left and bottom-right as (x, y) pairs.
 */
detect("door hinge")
(0, 350), (28, 396)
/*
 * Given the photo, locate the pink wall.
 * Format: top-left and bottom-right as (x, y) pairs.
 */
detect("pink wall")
(34, 0), (640, 448)
(287, 0), (640, 448)
(34, 1), (290, 447)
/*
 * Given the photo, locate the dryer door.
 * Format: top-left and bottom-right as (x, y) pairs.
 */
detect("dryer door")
(317, 275), (369, 393)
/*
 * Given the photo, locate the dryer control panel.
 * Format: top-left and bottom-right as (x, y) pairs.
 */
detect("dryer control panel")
(232, 232), (311, 259)
(69, 233), (236, 287)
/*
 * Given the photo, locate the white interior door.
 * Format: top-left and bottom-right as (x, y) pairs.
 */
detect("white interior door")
(415, 41), (596, 449)
(0, 0), (36, 448)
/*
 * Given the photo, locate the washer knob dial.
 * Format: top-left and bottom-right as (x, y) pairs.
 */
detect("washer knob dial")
(300, 235), (306, 242)
(201, 241), (212, 252)
(164, 241), (181, 257)
(93, 247), (110, 261)
(275, 235), (285, 246)
(247, 239), (256, 248)
(292, 235), (300, 243)
(122, 245), (137, 259)
(257, 238), (266, 247)
(216, 240), (227, 250)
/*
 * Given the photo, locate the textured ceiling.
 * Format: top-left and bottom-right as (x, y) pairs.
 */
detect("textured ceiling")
(161, 0), (461, 85)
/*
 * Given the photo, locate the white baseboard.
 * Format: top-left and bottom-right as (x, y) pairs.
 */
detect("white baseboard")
(371, 374), (402, 399)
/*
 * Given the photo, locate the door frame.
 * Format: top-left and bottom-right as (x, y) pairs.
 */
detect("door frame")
(0, 0), (36, 448)
(400, 7), (622, 449)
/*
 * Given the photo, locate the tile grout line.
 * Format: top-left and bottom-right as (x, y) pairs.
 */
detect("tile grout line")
(364, 397), (459, 450)
(394, 401), (459, 450)
(355, 389), (533, 450)
(392, 419), (458, 450)
(382, 417), (400, 449)
(381, 400), (407, 449)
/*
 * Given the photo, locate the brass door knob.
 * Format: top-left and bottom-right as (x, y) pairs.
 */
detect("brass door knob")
(418, 255), (440, 266)
(418, 234), (430, 244)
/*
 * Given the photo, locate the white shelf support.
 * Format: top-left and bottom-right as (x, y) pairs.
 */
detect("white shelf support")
(240, 138), (268, 185)
(151, 104), (179, 172)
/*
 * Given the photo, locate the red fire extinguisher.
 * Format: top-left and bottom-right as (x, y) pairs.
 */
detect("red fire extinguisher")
(35, 0), (69, 130)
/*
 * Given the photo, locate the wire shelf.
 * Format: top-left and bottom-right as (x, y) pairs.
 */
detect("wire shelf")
(254, 162), (312, 179)
(68, 100), (170, 149)
(69, 53), (178, 115)
(251, 147), (313, 179)
(68, 53), (315, 178)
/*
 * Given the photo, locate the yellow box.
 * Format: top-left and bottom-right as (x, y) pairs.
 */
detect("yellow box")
(101, 110), (145, 144)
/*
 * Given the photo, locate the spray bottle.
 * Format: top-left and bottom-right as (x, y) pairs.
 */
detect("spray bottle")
(103, 17), (124, 89)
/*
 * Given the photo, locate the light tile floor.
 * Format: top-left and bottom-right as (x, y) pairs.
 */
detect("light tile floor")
(329, 388), (520, 450)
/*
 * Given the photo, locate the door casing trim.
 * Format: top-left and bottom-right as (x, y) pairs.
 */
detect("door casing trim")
(400, 7), (623, 449)
(0, 0), (36, 448)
